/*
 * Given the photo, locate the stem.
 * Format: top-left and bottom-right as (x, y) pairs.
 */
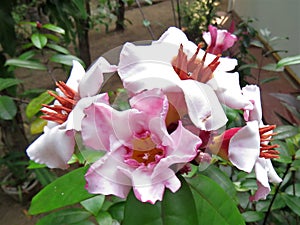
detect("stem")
(170, 0), (178, 27)
(135, 0), (155, 39)
(176, 0), (181, 29)
(263, 163), (291, 225)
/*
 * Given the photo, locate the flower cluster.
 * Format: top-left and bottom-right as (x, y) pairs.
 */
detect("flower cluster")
(26, 26), (281, 204)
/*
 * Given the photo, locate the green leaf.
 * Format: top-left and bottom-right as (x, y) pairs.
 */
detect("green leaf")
(242, 211), (264, 222)
(26, 91), (55, 119)
(30, 117), (47, 134)
(47, 43), (70, 54)
(31, 33), (48, 49)
(187, 175), (245, 225)
(96, 211), (113, 225)
(81, 195), (105, 216)
(0, 96), (17, 120)
(107, 202), (125, 221)
(260, 76), (279, 84)
(50, 54), (85, 67)
(285, 183), (300, 197)
(282, 193), (300, 216)
(273, 125), (300, 140)
(29, 166), (95, 215)
(0, 78), (22, 91)
(42, 24), (65, 34)
(142, 19), (151, 27)
(261, 63), (283, 72)
(36, 208), (92, 225)
(72, 0), (88, 19)
(33, 168), (57, 187)
(5, 59), (47, 70)
(277, 54), (300, 68)
(201, 164), (236, 198)
(19, 50), (36, 60)
(123, 175), (198, 225)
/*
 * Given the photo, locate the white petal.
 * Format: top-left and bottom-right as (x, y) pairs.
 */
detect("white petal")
(242, 85), (262, 121)
(26, 124), (75, 169)
(66, 60), (85, 92)
(229, 121), (260, 173)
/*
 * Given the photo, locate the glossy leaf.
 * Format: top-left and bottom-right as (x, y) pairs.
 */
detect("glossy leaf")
(42, 24), (65, 34)
(187, 175), (245, 225)
(50, 54), (85, 67)
(81, 195), (105, 216)
(33, 168), (57, 187)
(261, 63), (283, 72)
(36, 208), (92, 225)
(0, 78), (22, 91)
(123, 175), (198, 225)
(29, 166), (95, 215)
(5, 59), (47, 70)
(26, 91), (55, 119)
(201, 164), (236, 198)
(31, 33), (48, 49)
(0, 96), (17, 120)
(273, 125), (300, 140)
(277, 54), (300, 68)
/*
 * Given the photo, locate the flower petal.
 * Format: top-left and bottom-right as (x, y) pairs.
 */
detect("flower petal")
(26, 124), (75, 169)
(85, 148), (131, 198)
(65, 60), (85, 92)
(79, 57), (117, 98)
(242, 85), (262, 121)
(228, 121), (260, 173)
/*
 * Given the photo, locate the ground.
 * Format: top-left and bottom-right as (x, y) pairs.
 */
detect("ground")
(1, 0), (299, 224)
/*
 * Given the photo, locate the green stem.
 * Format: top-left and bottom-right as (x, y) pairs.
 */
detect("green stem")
(263, 163), (291, 225)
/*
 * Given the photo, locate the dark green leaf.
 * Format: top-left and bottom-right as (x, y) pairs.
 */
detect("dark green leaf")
(277, 54), (300, 68)
(29, 166), (95, 215)
(242, 211), (264, 222)
(42, 24), (65, 34)
(123, 175), (198, 225)
(47, 43), (70, 54)
(31, 33), (48, 49)
(0, 96), (17, 120)
(26, 91), (55, 119)
(256, 194), (286, 212)
(260, 76), (279, 84)
(19, 50), (35, 60)
(282, 193), (300, 216)
(5, 59), (47, 70)
(201, 164), (236, 198)
(72, 0), (88, 19)
(285, 183), (300, 197)
(33, 168), (57, 187)
(81, 195), (105, 216)
(273, 125), (300, 140)
(36, 208), (91, 225)
(108, 202), (125, 221)
(0, 78), (22, 91)
(188, 175), (245, 225)
(50, 54), (85, 67)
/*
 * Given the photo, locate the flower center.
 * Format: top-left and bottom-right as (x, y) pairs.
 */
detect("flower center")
(127, 134), (165, 166)
(259, 125), (280, 159)
(40, 81), (78, 124)
(171, 43), (220, 83)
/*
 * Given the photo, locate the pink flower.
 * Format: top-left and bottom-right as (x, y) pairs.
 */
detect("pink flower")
(26, 58), (117, 169)
(82, 89), (201, 204)
(202, 25), (237, 55)
(212, 85), (282, 201)
(118, 27), (252, 131)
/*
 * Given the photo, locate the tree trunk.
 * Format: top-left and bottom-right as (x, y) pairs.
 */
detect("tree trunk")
(115, 0), (125, 31)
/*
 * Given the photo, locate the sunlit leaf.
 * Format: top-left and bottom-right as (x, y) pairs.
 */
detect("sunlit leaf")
(30, 117), (47, 134)
(277, 54), (300, 68)
(50, 54), (85, 67)
(81, 195), (105, 216)
(5, 59), (47, 70)
(29, 166), (95, 215)
(0, 96), (17, 120)
(26, 91), (55, 119)
(261, 63), (283, 72)
(96, 211), (113, 225)
(47, 43), (70, 54)
(242, 211), (264, 222)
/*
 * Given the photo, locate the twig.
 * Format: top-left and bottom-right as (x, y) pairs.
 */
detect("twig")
(135, 0), (155, 39)
(170, 0), (178, 27)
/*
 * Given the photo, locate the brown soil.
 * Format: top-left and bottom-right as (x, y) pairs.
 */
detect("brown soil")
(1, 1), (298, 224)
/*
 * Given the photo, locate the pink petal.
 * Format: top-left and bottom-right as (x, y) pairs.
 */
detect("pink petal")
(228, 121), (260, 173)
(26, 124), (75, 169)
(266, 159), (282, 183)
(79, 57), (117, 98)
(85, 148), (131, 198)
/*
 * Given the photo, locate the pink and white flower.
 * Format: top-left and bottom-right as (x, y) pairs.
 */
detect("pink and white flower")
(202, 25), (237, 55)
(26, 58), (117, 169)
(81, 89), (201, 204)
(118, 27), (252, 131)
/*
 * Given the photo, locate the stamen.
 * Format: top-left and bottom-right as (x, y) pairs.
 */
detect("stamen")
(40, 81), (78, 124)
(259, 125), (280, 159)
